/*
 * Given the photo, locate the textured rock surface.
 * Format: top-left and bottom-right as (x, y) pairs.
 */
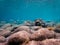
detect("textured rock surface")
(42, 39), (60, 45)
(13, 26), (31, 33)
(0, 43), (6, 45)
(0, 29), (11, 38)
(7, 31), (31, 45)
(26, 41), (41, 45)
(0, 20), (60, 45)
(0, 35), (6, 42)
(30, 28), (56, 41)
(55, 33), (60, 39)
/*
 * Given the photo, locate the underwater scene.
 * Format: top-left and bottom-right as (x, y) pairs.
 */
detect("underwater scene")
(0, 0), (60, 45)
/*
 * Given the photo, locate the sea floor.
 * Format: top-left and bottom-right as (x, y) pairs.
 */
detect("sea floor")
(0, 19), (60, 45)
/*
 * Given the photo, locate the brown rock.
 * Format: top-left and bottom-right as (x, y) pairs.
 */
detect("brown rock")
(0, 29), (11, 38)
(30, 28), (56, 41)
(54, 24), (60, 33)
(47, 27), (55, 31)
(42, 39), (60, 45)
(1, 23), (12, 29)
(0, 43), (6, 45)
(25, 40), (42, 45)
(13, 26), (31, 33)
(0, 35), (6, 42)
(55, 33), (60, 39)
(31, 26), (41, 31)
(7, 31), (31, 45)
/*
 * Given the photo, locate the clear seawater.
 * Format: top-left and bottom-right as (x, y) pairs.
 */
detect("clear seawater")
(0, 0), (60, 23)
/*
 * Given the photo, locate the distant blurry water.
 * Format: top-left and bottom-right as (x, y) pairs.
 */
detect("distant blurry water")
(0, 0), (60, 23)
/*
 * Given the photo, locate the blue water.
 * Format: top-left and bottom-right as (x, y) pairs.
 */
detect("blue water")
(0, 0), (60, 22)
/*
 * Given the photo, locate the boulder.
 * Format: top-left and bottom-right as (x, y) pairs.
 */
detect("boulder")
(42, 39), (60, 45)
(0, 43), (6, 45)
(54, 24), (60, 33)
(55, 33), (60, 39)
(0, 29), (11, 38)
(0, 35), (6, 42)
(30, 28), (56, 41)
(25, 40), (42, 45)
(1, 23), (12, 29)
(23, 21), (32, 26)
(7, 31), (31, 45)
(31, 26), (41, 31)
(13, 26), (31, 33)
(34, 19), (47, 27)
